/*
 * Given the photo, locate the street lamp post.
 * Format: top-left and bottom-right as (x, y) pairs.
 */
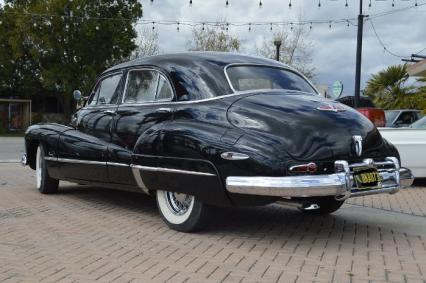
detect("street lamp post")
(354, 0), (366, 108)
(273, 39), (282, 62)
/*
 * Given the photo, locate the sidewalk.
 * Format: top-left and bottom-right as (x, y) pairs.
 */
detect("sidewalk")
(0, 164), (426, 282)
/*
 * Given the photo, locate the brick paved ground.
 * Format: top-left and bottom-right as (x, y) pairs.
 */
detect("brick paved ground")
(1, 163), (426, 283)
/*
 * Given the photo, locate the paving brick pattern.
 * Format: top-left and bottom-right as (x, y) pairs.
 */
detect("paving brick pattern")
(1, 164), (426, 282)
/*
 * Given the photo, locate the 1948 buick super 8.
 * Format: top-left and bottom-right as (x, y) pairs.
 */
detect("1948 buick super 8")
(23, 52), (414, 232)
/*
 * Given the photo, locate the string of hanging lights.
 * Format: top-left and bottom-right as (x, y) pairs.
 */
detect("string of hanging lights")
(0, 1), (423, 33)
(145, 0), (420, 8)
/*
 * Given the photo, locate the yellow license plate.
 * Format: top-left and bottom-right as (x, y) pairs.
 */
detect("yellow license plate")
(354, 168), (381, 189)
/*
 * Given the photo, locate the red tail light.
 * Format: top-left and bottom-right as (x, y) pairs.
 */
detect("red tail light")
(357, 108), (386, 127)
(289, 162), (318, 174)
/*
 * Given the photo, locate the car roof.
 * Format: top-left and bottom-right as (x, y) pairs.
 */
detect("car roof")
(103, 52), (292, 74)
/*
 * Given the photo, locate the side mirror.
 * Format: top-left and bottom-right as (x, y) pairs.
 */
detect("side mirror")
(73, 90), (82, 101)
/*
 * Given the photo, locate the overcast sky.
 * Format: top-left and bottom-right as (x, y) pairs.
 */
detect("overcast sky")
(1, 0), (425, 95)
(139, 0), (426, 95)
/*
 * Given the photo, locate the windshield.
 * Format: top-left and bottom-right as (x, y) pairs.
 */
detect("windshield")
(410, 116), (426, 129)
(385, 110), (399, 123)
(226, 65), (316, 93)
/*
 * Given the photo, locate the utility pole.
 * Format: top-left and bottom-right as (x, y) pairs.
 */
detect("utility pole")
(354, 0), (366, 108)
(274, 39), (282, 62)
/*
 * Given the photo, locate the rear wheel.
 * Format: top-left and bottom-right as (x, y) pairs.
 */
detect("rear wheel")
(300, 196), (344, 215)
(36, 145), (59, 194)
(156, 190), (211, 232)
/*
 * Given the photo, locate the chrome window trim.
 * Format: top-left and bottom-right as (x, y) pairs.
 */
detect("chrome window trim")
(121, 68), (175, 104)
(130, 164), (216, 177)
(223, 63), (320, 95)
(118, 90), (280, 107)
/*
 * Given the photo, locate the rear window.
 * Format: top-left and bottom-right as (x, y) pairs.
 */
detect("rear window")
(226, 65), (316, 93)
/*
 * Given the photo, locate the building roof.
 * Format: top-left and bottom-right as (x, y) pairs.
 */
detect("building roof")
(407, 59), (426, 77)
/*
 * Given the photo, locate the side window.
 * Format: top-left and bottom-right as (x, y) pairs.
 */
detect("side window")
(87, 73), (122, 106)
(156, 75), (173, 101)
(124, 70), (159, 103)
(97, 73), (122, 105)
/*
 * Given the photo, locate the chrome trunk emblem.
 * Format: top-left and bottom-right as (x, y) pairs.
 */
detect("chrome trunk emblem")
(316, 103), (346, 112)
(352, 135), (363, 157)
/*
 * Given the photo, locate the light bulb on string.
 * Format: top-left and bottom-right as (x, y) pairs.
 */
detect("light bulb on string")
(226, 23), (229, 31)
(368, 0), (371, 8)
(226, 0), (229, 7)
(290, 22), (293, 31)
(248, 23), (252, 32)
(329, 21), (331, 29)
(150, 0), (153, 5)
(202, 23), (205, 31)
(189, 0), (192, 7)
(270, 23), (273, 31)
(346, 20), (350, 27)
(318, 0), (321, 8)
(415, 0), (418, 6)
(392, 0), (395, 7)
(176, 22), (180, 32)
(345, 0), (348, 7)
(152, 21), (155, 30)
(259, 0), (262, 8)
(289, 0), (292, 8)
(309, 22), (312, 30)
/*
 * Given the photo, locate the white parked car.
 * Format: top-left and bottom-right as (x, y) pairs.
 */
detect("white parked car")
(379, 116), (426, 178)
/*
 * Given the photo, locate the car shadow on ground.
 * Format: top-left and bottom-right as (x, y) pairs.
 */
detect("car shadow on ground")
(414, 178), (426, 187)
(55, 184), (401, 239)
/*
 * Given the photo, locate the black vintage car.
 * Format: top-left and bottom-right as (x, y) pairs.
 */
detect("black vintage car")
(23, 52), (414, 232)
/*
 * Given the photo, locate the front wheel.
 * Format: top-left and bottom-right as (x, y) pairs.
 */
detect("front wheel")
(36, 145), (59, 194)
(156, 190), (212, 232)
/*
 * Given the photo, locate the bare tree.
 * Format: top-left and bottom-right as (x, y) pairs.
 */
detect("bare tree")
(256, 26), (316, 80)
(187, 22), (240, 52)
(131, 27), (160, 59)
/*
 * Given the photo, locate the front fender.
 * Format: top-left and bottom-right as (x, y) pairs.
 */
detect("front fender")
(25, 123), (73, 169)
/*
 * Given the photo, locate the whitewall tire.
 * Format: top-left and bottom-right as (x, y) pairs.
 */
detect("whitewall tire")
(156, 190), (212, 232)
(36, 145), (59, 194)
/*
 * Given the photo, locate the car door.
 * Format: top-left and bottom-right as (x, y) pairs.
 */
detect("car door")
(108, 68), (174, 189)
(58, 72), (124, 182)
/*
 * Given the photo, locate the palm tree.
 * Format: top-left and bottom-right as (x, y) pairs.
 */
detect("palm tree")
(365, 64), (417, 109)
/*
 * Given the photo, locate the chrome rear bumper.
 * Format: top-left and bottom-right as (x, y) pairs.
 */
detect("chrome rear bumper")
(226, 157), (414, 200)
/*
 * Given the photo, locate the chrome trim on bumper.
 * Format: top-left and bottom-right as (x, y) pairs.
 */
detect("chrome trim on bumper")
(226, 157), (414, 200)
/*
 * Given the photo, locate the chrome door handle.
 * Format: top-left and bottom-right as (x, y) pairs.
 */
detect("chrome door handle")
(156, 108), (172, 113)
(103, 110), (116, 115)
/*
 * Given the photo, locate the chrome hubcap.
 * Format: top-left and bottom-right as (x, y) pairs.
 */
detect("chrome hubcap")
(164, 191), (193, 215)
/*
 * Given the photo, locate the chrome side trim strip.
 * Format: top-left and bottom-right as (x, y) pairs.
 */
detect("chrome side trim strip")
(55, 158), (107, 165)
(106, 162), (129, 167)
(130, 165), (216, 177)
(44, 156), (57, 161)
